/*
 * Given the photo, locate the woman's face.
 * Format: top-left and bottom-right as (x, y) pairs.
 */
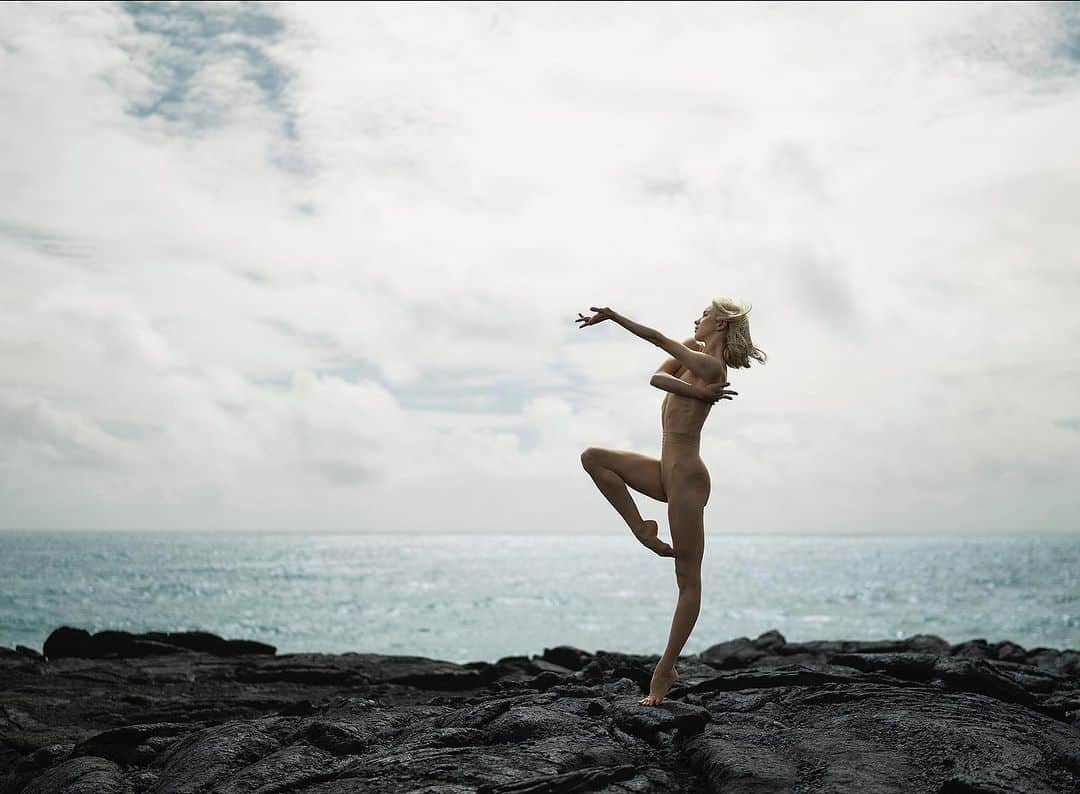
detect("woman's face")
(693, 305), (723, 342)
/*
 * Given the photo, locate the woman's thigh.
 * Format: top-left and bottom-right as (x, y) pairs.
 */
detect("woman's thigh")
(666, 467), (709, 575)
(661, 455), (710, 508)
(582, 448), (666, 503)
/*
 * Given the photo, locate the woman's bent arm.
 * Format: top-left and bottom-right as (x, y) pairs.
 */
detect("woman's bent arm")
(650, 373), (710, 402)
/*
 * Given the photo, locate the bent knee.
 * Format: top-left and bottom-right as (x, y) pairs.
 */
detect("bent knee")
(580, 447), (604, 471)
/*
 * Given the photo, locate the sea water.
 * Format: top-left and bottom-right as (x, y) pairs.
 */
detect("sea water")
(1, 531), (1076, 664)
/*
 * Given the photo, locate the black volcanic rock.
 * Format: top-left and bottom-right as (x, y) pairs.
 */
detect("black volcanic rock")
(538, 645), (593, 671)
(2, 626), (1078, 792)
(41, 626), (95, 660)
(15, 646), (43, 660)
(41, 626), (276, 661)
(20, 756), (129, 794)
(701, 636), (768, 668)
(951, 637), (993, 659)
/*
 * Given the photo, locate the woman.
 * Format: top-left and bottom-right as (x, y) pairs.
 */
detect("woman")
(576, 298), (766, 706)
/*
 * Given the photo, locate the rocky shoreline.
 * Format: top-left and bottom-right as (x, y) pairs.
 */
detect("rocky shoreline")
(2, 626), (1078, 793)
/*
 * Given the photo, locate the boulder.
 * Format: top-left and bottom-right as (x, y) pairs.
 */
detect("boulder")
(700, 637), (767, 669)
(539, 645), (593, 671)
(15, 646), (43, 660)
(42, 627), (96, 660)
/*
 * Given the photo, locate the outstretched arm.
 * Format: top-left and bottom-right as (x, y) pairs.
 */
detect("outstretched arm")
(577, 306), (726, 383)
(608, 310), (663, 345)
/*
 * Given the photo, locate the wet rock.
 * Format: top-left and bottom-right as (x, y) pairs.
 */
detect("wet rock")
(1026, 648), (1080, 678)
(607, 698), (710, 742)
(683, 682), (1080, 794)
(70, 723), (193, 767)
(952, 637), (993, 659)
(993, 640), (1028, 663)
(221, 639), (276, 656)
(2, 745), (73, 794)
(42, 627), (95, 661)
(575, 658), (607, 684)
(538, 645), (592, 671)
(476, 763), (638, 793)
(681, 715), (800, 792)
(528, 658), (576, 676)
(286, 719), (372, 755)
(41, 627), (276, 661)
(484, 703), (582, 744)
(20, 756), (130, 794)
(384, 665), (492, 690)
(3, 626), (1078, 793)
(15, 646), (43, 660)
(88, 631), (141, 657)
(520, 670), (564, 692)
(141, 631), (231, 655)
(700, 636), (767, 669)
(751, 628), (787, 652)
(234, 661), (366, 686)
(906, 633), (953, 655)
(152, 719), (287, 794)
(933, 656), (1039, 709)
(829, 651), (939, 681)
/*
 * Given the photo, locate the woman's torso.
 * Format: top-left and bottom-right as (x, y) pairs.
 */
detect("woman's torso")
(659, 364), (718, 499)
(660, 363), (724, 462)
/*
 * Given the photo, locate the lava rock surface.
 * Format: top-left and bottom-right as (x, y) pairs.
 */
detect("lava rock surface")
(1, 626), (1078, 792)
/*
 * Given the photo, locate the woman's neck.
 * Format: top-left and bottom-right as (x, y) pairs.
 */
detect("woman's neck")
(704, 333), (726, 365)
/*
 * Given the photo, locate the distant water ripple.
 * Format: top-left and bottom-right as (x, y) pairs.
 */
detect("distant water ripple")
(0, 532), (1076, 664)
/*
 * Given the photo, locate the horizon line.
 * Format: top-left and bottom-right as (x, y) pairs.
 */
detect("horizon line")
(1, 528), (1078, 538)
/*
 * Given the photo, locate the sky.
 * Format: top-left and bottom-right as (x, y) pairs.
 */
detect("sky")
(1, 1), (1078, 535)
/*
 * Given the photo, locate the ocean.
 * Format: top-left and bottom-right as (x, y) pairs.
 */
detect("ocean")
(1, 531), (1077, 664)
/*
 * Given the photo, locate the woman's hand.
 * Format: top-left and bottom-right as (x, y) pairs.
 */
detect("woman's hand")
(701, 381), (738, 403)
(576, 307), (616, 328)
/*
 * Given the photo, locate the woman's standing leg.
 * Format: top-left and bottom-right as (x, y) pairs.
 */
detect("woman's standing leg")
(640, 470), (707, 706)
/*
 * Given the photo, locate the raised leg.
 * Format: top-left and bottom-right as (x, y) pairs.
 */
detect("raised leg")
(580, 447), (673, 557)
(641, 475), (707, 706)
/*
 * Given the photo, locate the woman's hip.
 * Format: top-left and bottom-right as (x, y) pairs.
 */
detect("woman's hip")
(660, 455), (710, 498)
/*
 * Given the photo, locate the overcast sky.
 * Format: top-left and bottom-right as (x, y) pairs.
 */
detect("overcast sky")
(1, 2), (1078, 535)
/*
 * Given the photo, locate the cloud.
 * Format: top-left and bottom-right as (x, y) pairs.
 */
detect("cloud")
(784, 248), (863, 338)
(120, 1), (295, 138)
(1, 2), (1078, 533)
(0, 392), (124, 469)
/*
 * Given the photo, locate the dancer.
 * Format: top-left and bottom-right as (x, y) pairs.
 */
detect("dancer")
(576, 299), (766, 706)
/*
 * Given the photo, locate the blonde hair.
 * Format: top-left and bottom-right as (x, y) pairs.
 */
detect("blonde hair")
(711, 297), (767, 369)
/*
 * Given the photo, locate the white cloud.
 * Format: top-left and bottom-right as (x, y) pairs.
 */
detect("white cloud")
(1, 1), (1078, 533)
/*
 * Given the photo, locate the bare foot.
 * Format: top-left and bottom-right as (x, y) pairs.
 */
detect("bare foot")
(633, 520), (676, 558)
(639, 665), (678, 706)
